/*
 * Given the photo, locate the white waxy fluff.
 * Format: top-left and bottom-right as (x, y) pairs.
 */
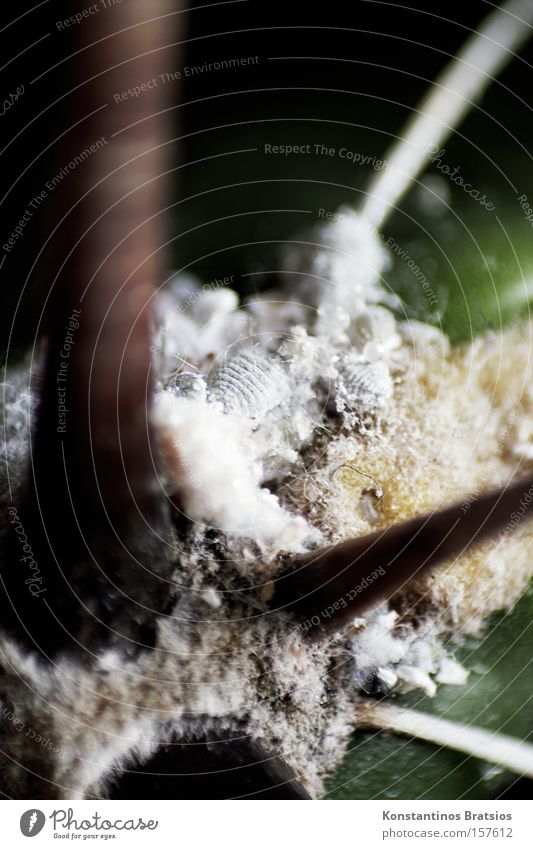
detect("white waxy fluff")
(154, 392), (314, 554)
(208, 348), (292, 419)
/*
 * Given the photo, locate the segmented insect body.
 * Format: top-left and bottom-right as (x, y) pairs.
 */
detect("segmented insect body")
(208, 349), (292, 420)
(3, 0), (532, 803)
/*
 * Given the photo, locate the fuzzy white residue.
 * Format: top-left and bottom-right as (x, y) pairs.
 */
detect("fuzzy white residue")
(284, 207), (396, 315)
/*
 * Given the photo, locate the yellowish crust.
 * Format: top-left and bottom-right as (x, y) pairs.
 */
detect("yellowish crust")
(307, 321), (533, 633)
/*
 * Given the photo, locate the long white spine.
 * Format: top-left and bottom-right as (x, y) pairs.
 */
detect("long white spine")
(362, 0), (533, 230)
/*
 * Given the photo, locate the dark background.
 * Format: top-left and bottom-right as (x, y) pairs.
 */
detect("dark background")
(1, 0), (532, 352)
